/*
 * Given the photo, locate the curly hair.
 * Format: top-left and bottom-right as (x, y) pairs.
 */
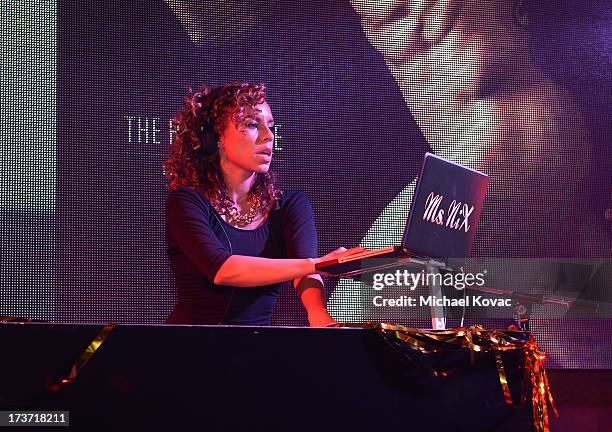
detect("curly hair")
(164, 81), (281, 211)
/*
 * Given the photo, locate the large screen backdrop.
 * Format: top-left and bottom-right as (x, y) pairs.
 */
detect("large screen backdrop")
(2, 1), (611, 368)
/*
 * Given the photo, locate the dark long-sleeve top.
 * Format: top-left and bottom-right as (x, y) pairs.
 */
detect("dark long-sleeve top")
(165, 186), (318, 325)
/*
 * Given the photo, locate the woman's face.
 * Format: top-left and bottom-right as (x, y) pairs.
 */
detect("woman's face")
(218, 101), (275, 176)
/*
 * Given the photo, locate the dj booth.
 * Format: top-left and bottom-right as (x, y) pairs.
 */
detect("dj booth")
(1, 323), (544, 431)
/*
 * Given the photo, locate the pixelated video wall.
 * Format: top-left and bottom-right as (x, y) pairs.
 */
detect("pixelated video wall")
(1, 0), (611, 368)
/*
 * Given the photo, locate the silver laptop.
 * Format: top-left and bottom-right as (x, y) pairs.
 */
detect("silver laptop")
(316, 153), (489, 277)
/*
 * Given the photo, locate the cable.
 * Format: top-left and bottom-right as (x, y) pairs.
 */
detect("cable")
(460, 267), (467, 328)
(460, 283), (466, 328)
(213, 212), (236, 325)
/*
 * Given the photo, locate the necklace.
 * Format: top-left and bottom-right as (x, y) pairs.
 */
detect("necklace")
(212, 187), (265, 228)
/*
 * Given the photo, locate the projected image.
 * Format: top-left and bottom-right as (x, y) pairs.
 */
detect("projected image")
(331, 0), (612, 321)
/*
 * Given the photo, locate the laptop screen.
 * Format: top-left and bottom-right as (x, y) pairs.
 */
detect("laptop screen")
(401, 153), (489, 258)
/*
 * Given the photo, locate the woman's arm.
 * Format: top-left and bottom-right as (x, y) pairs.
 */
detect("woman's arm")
(214, 246), (360, 288)
(279, 192), (356, 326)
(294, 247), (364, 326)
(213, 255), (315, 287)
(295, 274), (336, 327)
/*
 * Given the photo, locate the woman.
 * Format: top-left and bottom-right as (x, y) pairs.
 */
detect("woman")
(164, 81), (353, 326)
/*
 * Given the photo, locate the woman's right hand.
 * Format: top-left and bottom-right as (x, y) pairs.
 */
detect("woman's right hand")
(313, 246), (367, 267)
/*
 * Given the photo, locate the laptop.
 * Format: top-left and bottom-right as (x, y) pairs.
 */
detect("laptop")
(315, 153), (489, 277)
